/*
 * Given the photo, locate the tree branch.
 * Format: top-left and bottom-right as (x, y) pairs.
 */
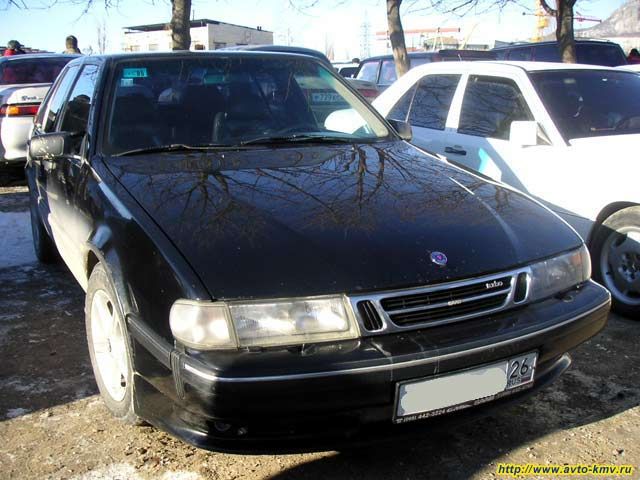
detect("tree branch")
(539, 0), (557, 17)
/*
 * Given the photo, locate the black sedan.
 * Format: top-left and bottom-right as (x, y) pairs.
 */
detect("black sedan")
(25, 52), (610, 452)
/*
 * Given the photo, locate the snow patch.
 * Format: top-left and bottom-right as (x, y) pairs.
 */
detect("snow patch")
(5, 407), (30, 419)
(0, 211), (37, 269)
(70, 464), (202, 480)
(0, 375), (53, 394)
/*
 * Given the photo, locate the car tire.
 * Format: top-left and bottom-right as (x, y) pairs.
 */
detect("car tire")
(592, 206), (640, 319)
(29, 194), (59, 263)
(0, 171), (10, 187)
(86, 262), (142, 425)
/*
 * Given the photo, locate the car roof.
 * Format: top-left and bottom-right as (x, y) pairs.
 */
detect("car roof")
(0, 53), (80, 63)
(75, 50), (330, 65)
(407, 60), (625, 74)
(217, 44), (331, 64)
(361, 51), (438, 62)
(492, 39), (619, 50)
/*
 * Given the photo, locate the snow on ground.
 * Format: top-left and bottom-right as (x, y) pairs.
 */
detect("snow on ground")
(0, 210), (36, 268)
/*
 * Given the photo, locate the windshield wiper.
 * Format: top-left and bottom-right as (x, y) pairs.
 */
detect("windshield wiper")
(113, 143), (230, 157)
(239, 134), (356, 146)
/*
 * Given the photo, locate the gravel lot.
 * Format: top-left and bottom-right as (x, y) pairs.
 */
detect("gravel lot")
(1, 182), (639, 480)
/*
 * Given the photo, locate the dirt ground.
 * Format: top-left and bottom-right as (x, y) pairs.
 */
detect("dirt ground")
(0, 181), (639, 480)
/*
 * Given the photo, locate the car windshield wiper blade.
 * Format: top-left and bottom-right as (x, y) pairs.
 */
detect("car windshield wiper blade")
(113, 143), (229, 157)
(238, 134), (356, 146)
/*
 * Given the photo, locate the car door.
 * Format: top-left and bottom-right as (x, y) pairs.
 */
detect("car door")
(388, 73), (461, 155)
(444, 75), (537, 192)
(45, 64), (100, 284)
(30, 64), (80, 224)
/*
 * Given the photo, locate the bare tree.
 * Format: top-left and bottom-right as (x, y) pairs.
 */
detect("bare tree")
(170, 0), (192, 50)
(387, 0), (410, 77)
(96, 16), (108, 54)
(540, 0), (577, 63)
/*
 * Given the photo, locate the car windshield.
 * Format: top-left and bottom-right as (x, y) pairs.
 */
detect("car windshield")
(0, 57), (73, 85)
(530, 69), (640, 140)
(105, 56), (390, 155)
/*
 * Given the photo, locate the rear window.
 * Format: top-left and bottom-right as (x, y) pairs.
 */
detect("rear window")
(576, 44), (627, 67)
(0, 57), (73, 85)
(508, 47), (532, 61)
(530, 69), (640, 139)
(356, 61), (380, 82)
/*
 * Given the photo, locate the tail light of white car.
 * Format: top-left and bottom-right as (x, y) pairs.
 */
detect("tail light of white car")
(0, 103), (40, 117)
(358, 88), (379, 101)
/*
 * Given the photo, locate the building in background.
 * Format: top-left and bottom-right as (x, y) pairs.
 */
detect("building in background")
(122, 19), (273, 52)
(374, 26), (492, 54)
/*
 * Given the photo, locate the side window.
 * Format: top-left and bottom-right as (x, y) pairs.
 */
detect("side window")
(59, 65), (99, 134)
(533, 45), (561, 62)
(41, 65), (79, 133)
(388, 84), (417, 121)
(507, 48), (532, 61)
(494, 50), (508, 61)
(458, 75), (533, 140)
(407, 74), (460, 130)
(409, 56), (431, 69)
(356, 61), (380, 83)
(379, 59), (398, 85)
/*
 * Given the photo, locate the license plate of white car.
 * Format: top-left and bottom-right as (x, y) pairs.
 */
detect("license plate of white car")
(393, 352), (538, 424)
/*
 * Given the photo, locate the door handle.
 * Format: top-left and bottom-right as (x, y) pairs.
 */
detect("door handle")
(444, 146), (467, 156)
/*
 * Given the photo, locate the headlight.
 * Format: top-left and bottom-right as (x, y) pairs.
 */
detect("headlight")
(170, 296), (359, 350)
(528, 244), (591, 302)
(169, 301), (236, 350)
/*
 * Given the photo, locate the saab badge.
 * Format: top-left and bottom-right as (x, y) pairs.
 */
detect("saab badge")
(430, 251), (448, 266)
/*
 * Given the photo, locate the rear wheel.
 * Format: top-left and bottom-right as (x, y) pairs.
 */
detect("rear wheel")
(86, 263), (141, 424)
(29, 194), (59, 263)
(592, 206), (640, 319)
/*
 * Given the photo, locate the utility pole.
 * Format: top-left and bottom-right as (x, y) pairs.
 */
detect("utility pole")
(360, 11), (372, 59)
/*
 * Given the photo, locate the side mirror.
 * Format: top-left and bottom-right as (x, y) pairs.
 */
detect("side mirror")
(28, 132), (75, 160)
(388, 118), (412, 141)
(509, 121), (538, 147)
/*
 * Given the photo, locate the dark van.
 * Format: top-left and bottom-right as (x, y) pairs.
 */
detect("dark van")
(492, 40), (628, 67)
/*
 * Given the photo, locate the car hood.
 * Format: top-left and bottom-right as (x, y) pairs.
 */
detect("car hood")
(569, 133), (640, 151)
(105, 141), (581, 300)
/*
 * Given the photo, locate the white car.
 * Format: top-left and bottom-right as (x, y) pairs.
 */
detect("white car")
(0, 54), (78, 184)
(374, 61), (640, 317)
(617, 64), (640, 73)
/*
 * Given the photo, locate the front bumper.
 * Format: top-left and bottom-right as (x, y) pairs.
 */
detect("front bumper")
(128, 280), (610, 452)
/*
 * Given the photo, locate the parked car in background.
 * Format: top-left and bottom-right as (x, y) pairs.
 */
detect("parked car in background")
(0, 53), (78, 184)
(26, 51), (609, 451)
(492, 40), (628, 67)
(374, 61), (640, 317)
(333, 62), (359, 78)
(356, 50), (495, 90)
(222, 45), (378, 100)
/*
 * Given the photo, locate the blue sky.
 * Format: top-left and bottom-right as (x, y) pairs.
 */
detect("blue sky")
(0, 0), (628, 59)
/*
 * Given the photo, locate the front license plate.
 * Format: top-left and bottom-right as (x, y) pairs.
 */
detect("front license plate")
(394, 352), (537, 424)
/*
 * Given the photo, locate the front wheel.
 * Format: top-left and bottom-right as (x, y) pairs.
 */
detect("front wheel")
(29, 194), (59, 263)
(86, 263), (142, 424)
(592, 206), (640, 319)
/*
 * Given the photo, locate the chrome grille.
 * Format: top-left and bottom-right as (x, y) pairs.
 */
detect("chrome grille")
(348, 269), (529, 335)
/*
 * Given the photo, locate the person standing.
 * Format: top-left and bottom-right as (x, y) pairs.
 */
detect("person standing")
(3, 40), (25, 56)
(64, 35), (82, 54)
(628, 48), (640, 65)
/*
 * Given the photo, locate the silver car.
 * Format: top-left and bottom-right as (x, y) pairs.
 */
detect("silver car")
(0, 53), (78, 184)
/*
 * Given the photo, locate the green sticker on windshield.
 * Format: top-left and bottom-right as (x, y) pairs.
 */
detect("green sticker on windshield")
(123, 67), (148, 79)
